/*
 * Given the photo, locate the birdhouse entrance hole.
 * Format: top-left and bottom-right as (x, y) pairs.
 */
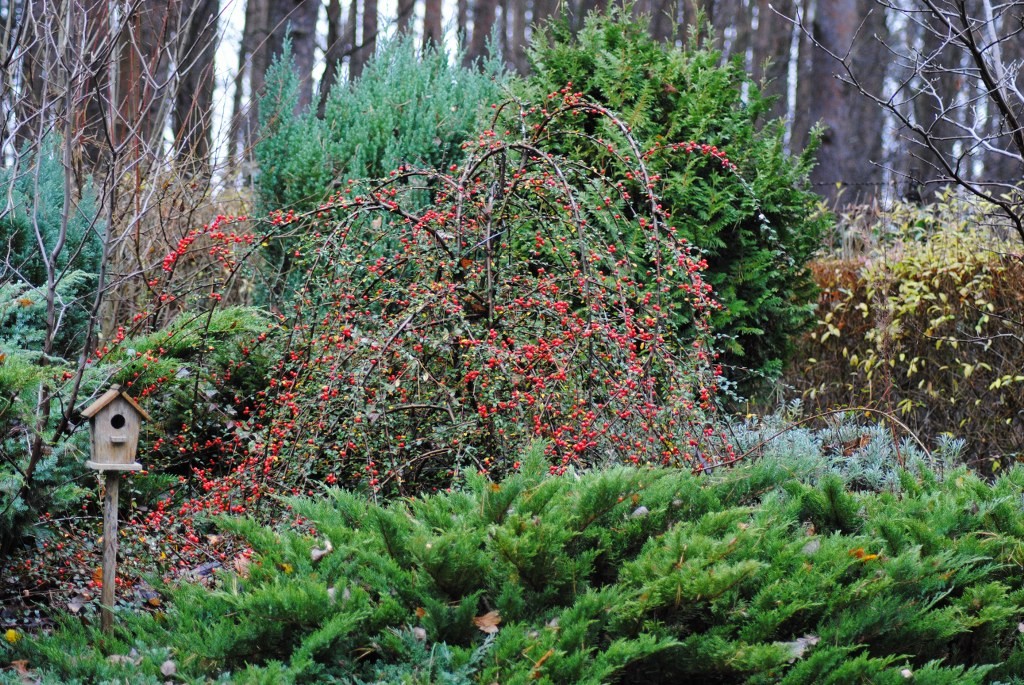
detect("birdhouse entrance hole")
(111, 414), (126, 429)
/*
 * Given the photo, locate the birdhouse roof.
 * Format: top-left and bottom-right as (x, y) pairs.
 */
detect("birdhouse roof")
(80, 385), (152, 422)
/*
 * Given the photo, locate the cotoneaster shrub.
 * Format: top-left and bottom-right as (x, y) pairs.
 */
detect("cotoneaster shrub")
(518, 11), (828, 399)
(135, 89), (744, 558)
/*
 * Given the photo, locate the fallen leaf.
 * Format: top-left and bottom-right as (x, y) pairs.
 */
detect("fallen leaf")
(160, 660), (176, 677)
(801, 539), (821, 555)
(775, 634), (820, 663)
(9, 660), (30, 674)
(473, 610), (501, 634)
(107, 654), (142, 667)
(67, 594), (88, 614)
(415, 607), (427, 619)
(842, 435), (872, 456)
(92, 567), (104, 585)
(412, 627), (427, 641)
(311, 538), (334, 562)
(849, 547), (880, 562)
(233, 554), (251, 578)
(630, 506), (649, 519)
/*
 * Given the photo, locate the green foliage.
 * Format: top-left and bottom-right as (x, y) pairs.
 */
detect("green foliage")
(191, 91), (728, 514)
(517, 10), (828, 397)
(0, 304), (270, 554)
(788, 194), (1024, 468)
(0, 135), (102, 288)
(0, 136), (103, 551)
(256, 36), (505, 215)
(13, 435), (1024, 683)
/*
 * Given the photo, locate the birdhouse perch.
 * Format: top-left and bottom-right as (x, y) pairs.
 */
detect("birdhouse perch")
(81, 384), (150, 471)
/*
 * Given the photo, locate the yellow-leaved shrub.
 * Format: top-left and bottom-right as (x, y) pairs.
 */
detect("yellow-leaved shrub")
(787, 193), (1024, 469)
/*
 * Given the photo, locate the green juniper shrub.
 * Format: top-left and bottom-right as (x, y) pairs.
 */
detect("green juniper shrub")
(9, 440), (1024, 683)
(516, 9), (828, 398)
(0, 136), (102, 552)
(255, 36), (506, 301)
(257, 36), (504, 214)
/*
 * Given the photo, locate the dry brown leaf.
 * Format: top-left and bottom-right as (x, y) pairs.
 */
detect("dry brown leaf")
(67, 594), (88, 614)
(473, 610), (501, 634)
(233, 554), (251, 578)
(311, 538), (334, 562)
(415, 607), (427, 619)
(841, 435), (872, 456)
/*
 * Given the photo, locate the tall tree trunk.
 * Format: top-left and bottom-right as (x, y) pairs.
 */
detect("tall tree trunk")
(648, 0), (675, 42)
(465, 0), (497, 65)
(351, 0), (377, 79)
(239, 0), (271, 164)
(423, 0), (443, 48)
(797, 0), (887, 205)
(457, 0), (469, 49)
(174, 0), (219, 172)
(752, 0), (794, 120)
(267, 0), (319, 109)
(508, 0), (528, 72)
(705, 0), (749, 58)
(9, 0), (48, 160)
(319, 0), (345, 116)
(397, 0), (415, 34)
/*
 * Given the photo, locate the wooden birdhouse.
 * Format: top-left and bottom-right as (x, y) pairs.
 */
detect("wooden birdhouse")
(81, 385), (150, 471)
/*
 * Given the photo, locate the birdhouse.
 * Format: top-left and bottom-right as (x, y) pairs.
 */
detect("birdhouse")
(80, 385), (150, 471)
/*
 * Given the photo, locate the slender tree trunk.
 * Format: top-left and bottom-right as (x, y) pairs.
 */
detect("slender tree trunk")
(351, 0), (377, 79)
(800, 0), (887, 205)
(752, 0), (794, 120)
(267, 0), (319, 109)
(319, 0), (345, 116)
(423, 0), (443, 48)
(508, 0), (528, 72)
(465, 0), (497, 65)
(397, 0), (415, 34)
(648, 0), (674, 41)
(174, 0), (219, 172)
(240, 0), (271, 162)
(457, 0), (469, 48)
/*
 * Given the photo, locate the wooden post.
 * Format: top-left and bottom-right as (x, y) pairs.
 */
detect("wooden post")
(80, 385), (150, 633)
(101, 471), (119, 633)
